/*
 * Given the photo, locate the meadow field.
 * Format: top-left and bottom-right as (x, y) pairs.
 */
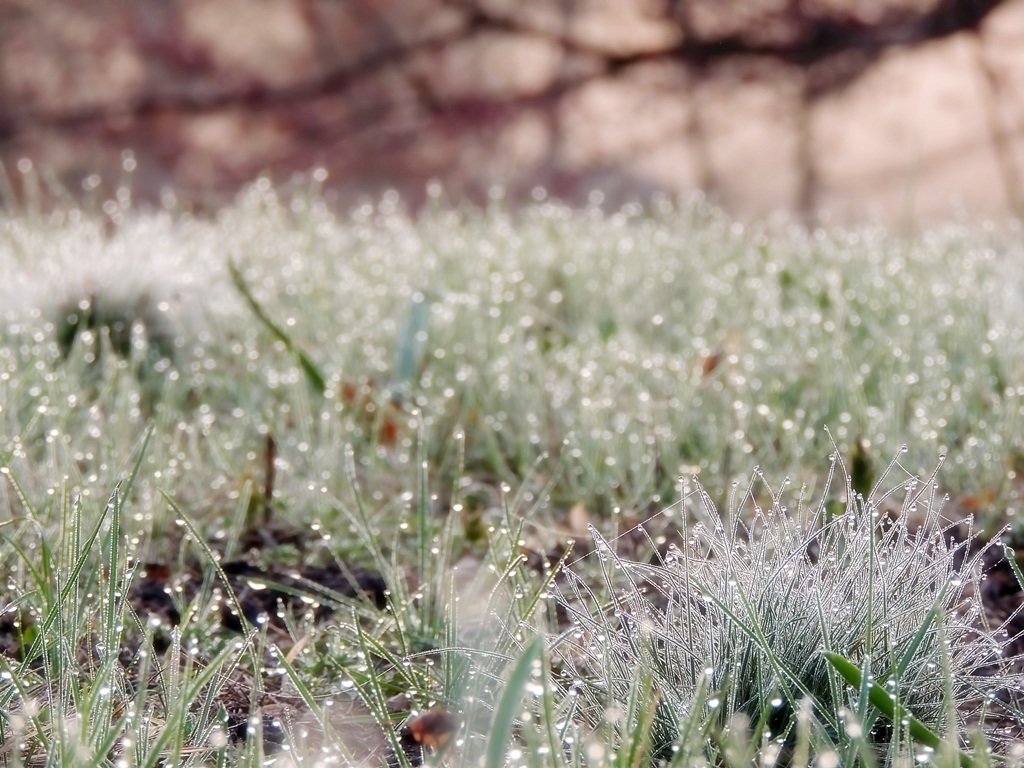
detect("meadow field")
(2, 184), (1024, 766)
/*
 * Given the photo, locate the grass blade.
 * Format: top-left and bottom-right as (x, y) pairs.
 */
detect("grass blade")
(823, 651), (975, 768)
(391, 292), (430, 401)
(227, 258), (327, 394)
(485, 635), (542, 768)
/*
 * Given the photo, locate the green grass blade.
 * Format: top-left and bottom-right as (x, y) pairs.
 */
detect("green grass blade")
(85, 485), (124, 752)
(1002, 544), (1024, 592)
(823, 651), (976, 768)
(485, 635), (542, 768)
(616, 667), (658, 768)
(159, 490), (262, 676)
(122, 424), (154, 502)
(890, 597), (943, 684)
(227, 258), (327, 394)
(352, 615), (413, 768)
(274, 648), (356, 763)
(391, 293), (430, 400)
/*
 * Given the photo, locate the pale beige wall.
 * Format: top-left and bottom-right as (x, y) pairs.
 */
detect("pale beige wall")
(1, 0), (1021, 224)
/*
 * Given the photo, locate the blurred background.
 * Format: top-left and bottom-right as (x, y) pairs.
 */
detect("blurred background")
(2, 0), (1023, 224)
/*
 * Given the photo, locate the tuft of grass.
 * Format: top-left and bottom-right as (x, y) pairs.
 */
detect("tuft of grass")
(0, 471), (254, 766)
(553, 459), (1024, 765)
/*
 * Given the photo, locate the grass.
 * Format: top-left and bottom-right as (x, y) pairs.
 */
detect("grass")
(555, 460), (1023, 767)
(1, 182), (1024, 765)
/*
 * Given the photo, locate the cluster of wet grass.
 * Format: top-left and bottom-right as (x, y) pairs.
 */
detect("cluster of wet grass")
(2, 182), (1024, 765)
